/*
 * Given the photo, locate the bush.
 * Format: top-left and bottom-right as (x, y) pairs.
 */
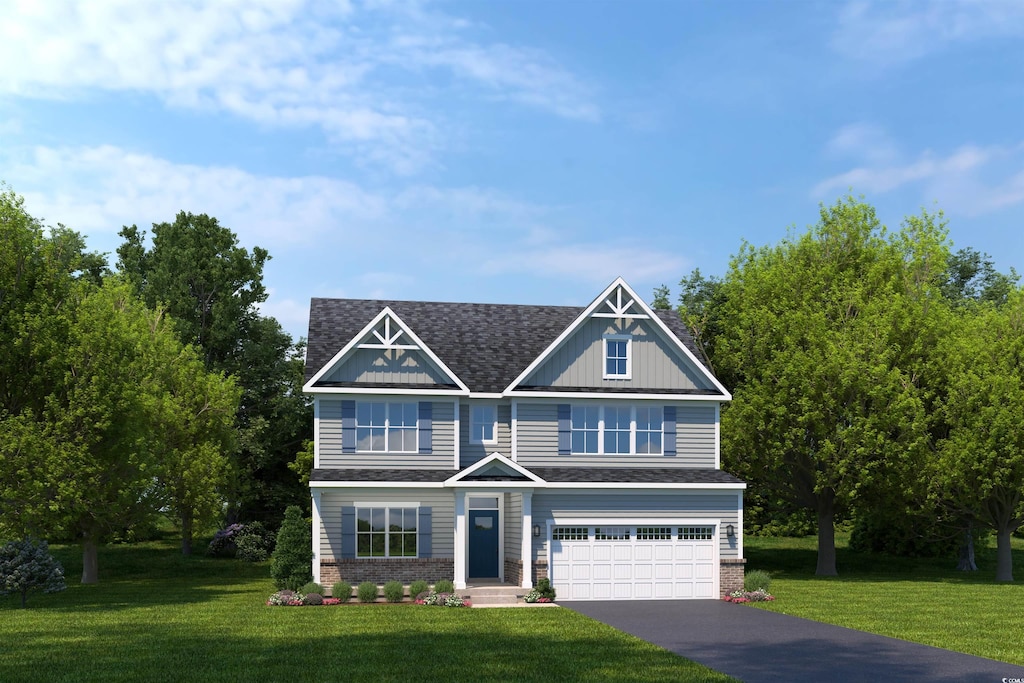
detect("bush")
(433, 579), (455, 594)
(332, 581), (352, 602)
(207, 523), (244, 557)
(235, 522), (276, 562)
(303, 593), (324, 606)
(0, 538), (67, 608)
(300, 582), (324, 595)
(849, 511), (963, 559)
(357, 581), (379, 603)
(408, 580), (428, 600)
(535, 578), (556, 600)
(744, 570), (772, 592)
(270, 506), (313, 590)
(384, 580), (404, 603)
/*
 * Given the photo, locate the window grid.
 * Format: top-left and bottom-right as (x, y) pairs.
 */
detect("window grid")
(569, 406), (665, 455)
(605, 338), (629, 377)
(356, 402), (418, 453)
(470, 405), (497, 444)
(552, 526), (589, 541)
(356, 506), (417, 558)
(679, 526), (714, 541)
(635, 406), (663, 454)
(636, 527), (671, 540)
(603, 406), (631, 454)
(594, 526), (630, 541)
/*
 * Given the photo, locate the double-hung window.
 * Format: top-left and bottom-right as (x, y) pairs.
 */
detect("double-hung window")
(356, 402), (417, 452)
(603, 335), (631, 379)
(356, 506), (418, 557)
(570, 405), (663, 455)
(470, 405), (497, 444)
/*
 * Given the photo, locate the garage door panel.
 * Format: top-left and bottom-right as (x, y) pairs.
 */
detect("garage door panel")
(654, 563), (673, 580)
(695, 545), (714, 561)
(613, 564), (632, 580)
(572, 545), (591, 561)
(593, 563), (611, 580)
(613, 545), (632, 561)
(593, 544), (612, 561)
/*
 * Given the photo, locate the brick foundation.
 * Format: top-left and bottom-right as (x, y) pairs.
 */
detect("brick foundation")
(320, 558), (454, 591)
(532, 560), (548, 583)
(720, 558), (746, 597)
(504, 558), (523, 585)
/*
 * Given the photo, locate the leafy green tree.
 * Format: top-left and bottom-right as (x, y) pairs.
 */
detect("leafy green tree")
(942, 247), (1020, 305)
(651, 284), (671, 310)
(932, 290), (1024, 581)
(715, 198), (947, 575)
(270, 506), (313, 590)
(0, 538), (66, 608)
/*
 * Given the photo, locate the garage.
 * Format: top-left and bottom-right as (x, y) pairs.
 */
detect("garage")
(549, 523), (718, 600)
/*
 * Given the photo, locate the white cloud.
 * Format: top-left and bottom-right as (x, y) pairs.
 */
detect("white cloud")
(0, 0), (598, 172)
(478, 242), (686, 285)
(826, 123), (899, 165)
(832, 0), (1024, 64)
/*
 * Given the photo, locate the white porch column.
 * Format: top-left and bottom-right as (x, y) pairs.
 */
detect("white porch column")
(454, 490), (467, 589)
(311, 488), (322, 584)
(521, 490), (533, 589)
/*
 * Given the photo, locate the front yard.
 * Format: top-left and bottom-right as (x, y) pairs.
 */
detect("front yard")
(0, 542), (732, 683)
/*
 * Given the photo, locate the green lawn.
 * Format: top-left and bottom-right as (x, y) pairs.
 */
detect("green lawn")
(0, 542), (733, 683)
(745, 533), (1024, 665)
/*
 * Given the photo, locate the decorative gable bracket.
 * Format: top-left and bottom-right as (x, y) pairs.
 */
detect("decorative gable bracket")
(591, 284), (650, 319)
(358, 313), (419, 350)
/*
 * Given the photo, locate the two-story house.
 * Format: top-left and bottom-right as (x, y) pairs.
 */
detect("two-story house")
(303, 278), (745, 600)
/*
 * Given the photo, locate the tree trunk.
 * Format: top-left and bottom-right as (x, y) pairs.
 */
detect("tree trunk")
(20, 587), (28, 608)
(81, 533), (99, 584)
(181, 511), (193, 556)
(816, 506), (838, 576)
(995, 527), (1014, 582)
(956, 523), (977, 572)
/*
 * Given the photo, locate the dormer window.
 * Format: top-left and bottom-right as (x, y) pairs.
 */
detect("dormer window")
(470, 405), (498, 444)
(603, 335), (632, 379)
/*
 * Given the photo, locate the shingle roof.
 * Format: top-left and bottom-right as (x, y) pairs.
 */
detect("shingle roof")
(305, 298), (713, 394)
(310, 468), (456, 482)
(308, 467), (744, 485)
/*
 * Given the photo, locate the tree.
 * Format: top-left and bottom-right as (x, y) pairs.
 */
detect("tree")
(932, 290), (1024, 581)
(715, 198), (947, 575)
(0, 538), (66, 608)
(270, 506), (313, 590)
(941, 247), (1020, 305)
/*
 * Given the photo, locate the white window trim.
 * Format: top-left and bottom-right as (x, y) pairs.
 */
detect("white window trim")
(354, 503), (421, 559)
(602, 334), (632, 380)
(469, 403), (498, 446)
(570, 404), (663, 456)
(355, 401), (419, 454)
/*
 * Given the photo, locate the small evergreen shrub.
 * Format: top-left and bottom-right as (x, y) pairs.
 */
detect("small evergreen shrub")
(408, 580), (428, 600)
(303, 593), (324, 606)
(0, 538), (67, 608)
(357, 581), (379, 603)
(270, 506), (313, 590)
(433, 579), (455, 594)
(235, 522), (276, 562)
(384, 580), (404, 603)
(744, 570), (772, 593)
(535, 578), (556, 600)
(300, 581), (324, 595)
(332, 581), (352, 602)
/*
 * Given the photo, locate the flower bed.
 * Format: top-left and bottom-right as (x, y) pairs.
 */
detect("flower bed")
(414, 591), (470, 607)
(722, 589), (775, 603)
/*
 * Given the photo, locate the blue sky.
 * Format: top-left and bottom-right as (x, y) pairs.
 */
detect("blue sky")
(2, 0), (1023, 342)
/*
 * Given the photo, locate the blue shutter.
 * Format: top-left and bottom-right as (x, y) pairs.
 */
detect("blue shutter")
(418, 402), (432, 454)
(341, 400), (356, 453)
(341, 506), (356, 558)
(557, 404), (571, 455)
(418, 506), (432, 558)
(663, 406), (677, 456)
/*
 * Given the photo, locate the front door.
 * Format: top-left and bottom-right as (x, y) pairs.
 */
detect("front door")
(468, 509), (499, 578)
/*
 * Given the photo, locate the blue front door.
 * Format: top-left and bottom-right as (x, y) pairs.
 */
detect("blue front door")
(469, 509), (499, 578)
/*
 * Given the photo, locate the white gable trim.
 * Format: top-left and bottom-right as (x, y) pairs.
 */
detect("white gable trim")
(444, 452), (547, 485)
(303, 306), (470, 393)
(503, 277), (731, 399)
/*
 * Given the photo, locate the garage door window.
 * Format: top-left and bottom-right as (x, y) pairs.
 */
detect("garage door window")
(595, 526), (630, 540)
(679, 526), (714, 540)
(552, 527), (588, 541)
(636, 527), (671, 540)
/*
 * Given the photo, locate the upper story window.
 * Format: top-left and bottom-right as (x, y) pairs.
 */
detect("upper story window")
(603, 335), (632, 379)
(470, 404), (498, 444)
(356, 401), (418, 452)
(570, 405), (663, 455)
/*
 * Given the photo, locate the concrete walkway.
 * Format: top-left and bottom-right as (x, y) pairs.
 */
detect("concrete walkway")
(564, 600), (1024, 683)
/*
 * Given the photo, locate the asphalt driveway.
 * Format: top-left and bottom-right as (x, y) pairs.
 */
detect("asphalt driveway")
(564, 600), (1024, 683)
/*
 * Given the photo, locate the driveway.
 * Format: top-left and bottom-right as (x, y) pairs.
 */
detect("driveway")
(564, 600), (1024, 683)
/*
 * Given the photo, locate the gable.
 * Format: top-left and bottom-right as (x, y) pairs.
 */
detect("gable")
(520, 315), (716, 391)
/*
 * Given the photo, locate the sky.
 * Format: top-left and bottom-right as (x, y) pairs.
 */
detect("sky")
(2, 0), (1023, 342)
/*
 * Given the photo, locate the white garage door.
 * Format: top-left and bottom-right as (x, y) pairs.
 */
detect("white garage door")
(549, 524), (718, 600)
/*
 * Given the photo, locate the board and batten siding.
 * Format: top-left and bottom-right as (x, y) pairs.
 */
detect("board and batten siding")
(324, 348), (451, 385)
(516, 401), (718, 468)
(504, 492), (522, 561)
(318, 488), (455, 560)
(531, 491), (739, 561)
(460, 402), (512, 467)
(522, 317), (714, 391)
(318, 398), (455, 469)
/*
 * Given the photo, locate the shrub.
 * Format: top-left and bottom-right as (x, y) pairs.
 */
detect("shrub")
(433, 579), (455, 594)
(207, 523), (244, 557)
(849, 510), (964, 559)
(303, 593), (324, 606)
(235, 522), (276, 562)
(384, 580), (404, 603)
(744, 570), (772, 592)
(408, 580), (428, 600)
(724, 589), (774, 603)
(300, 582), (324, 595)
(0, 538), (67, 608)
(332, 581), (352, 602)
(267, 590), (305, 606)
(270, 506), (313, 590)
(536, 578), (556, 600)
(357, 581), (379, 603)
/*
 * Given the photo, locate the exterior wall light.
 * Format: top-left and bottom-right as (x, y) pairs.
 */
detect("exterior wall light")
(725, 524), (735, 537)
(532, 524), (541, 538)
